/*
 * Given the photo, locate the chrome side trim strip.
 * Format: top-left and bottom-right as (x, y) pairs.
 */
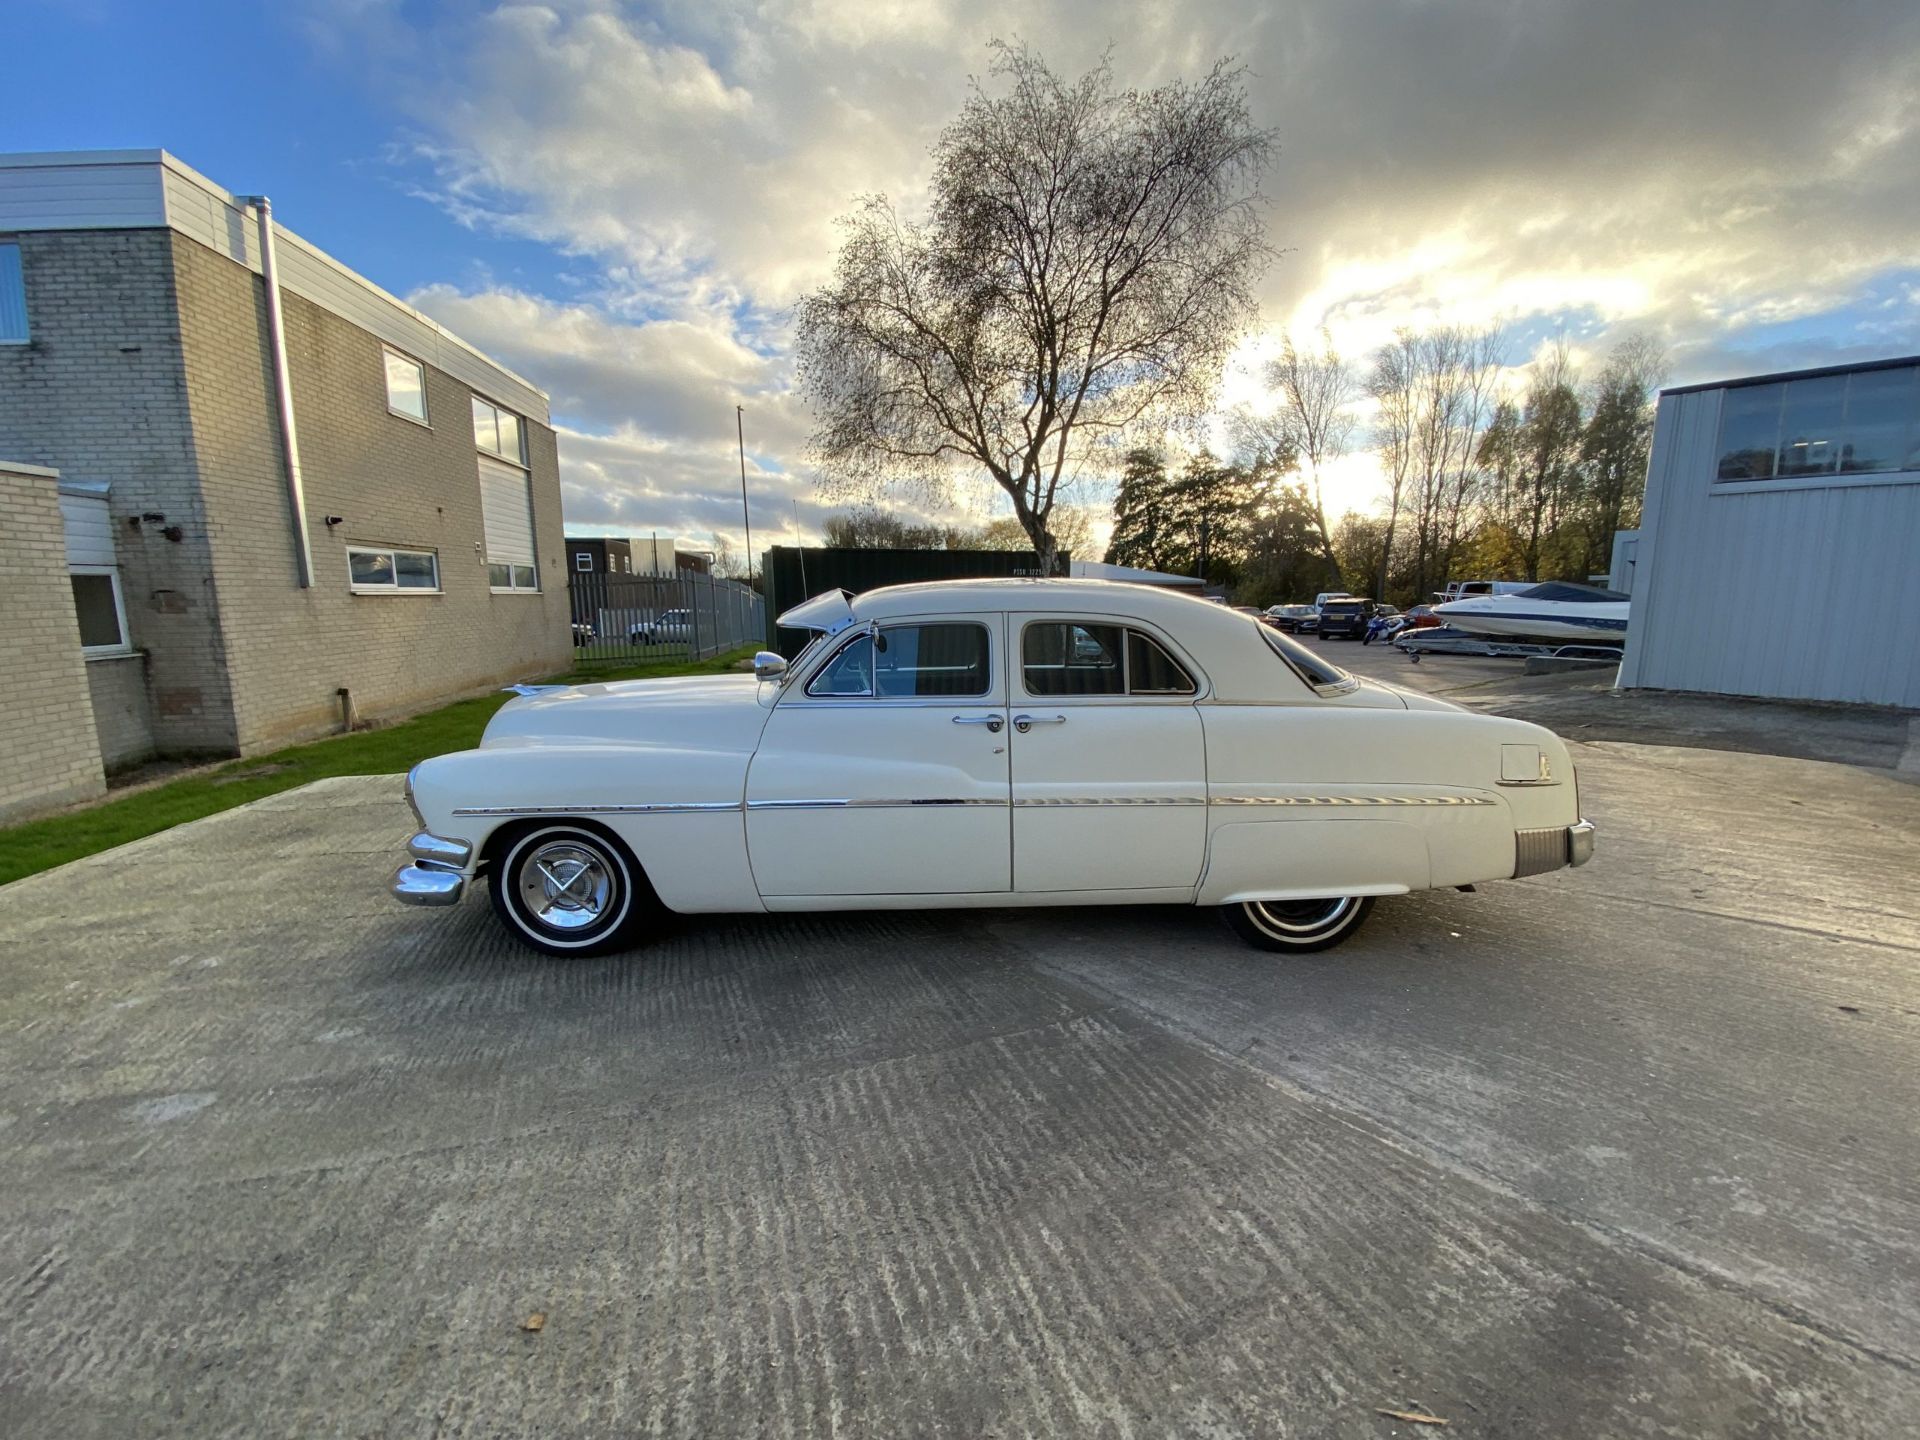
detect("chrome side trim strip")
(1014, 796), (1207, 807)
(748, 797), (1004, 810)
(1210, 794), (1498, 807)
(452, 792), (1498, 816)
(451, 801), (743, 816)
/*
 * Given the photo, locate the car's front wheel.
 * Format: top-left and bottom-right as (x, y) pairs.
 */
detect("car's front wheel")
(1223, 896), (1374, 953)
(489, 823), (654, 956)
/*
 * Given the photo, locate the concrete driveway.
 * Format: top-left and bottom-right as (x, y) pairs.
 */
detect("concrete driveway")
(2, 677), (1918, 1436)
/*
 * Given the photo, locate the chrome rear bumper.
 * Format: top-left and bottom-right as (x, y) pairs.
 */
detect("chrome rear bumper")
(1514, 819), (1596, 877)
(1568, 818), (1596, 867)
(391, 831), (473, 908)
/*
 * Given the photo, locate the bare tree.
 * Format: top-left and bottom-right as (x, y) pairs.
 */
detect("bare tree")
(1366, 333), (1420, 601)
(1233, 328), (1356, 587)
(796, 42), (1274, 575)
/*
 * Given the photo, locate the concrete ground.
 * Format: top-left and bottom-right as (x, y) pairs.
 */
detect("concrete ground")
(2, 657), (1917, 1437)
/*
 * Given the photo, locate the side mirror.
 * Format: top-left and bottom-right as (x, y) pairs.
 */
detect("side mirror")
(753, 650), (788, 681)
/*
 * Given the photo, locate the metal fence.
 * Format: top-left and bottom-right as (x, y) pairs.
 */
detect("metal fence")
(566, 566), (767, 667)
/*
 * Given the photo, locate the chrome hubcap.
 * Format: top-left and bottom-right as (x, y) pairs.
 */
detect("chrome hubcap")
(518, 841), (615, 932)
(1244, 896), (1356, 939)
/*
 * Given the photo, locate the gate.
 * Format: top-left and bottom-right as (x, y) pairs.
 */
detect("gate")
(566, 565), (766, 667)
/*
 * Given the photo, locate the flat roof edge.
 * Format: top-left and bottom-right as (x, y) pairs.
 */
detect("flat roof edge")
(1663, 353), (1920, 398)
(0, 148), (550, 412)
(0, 149), (167, 169)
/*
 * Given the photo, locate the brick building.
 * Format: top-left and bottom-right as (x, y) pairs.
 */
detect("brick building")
(0, 150), (571, 820)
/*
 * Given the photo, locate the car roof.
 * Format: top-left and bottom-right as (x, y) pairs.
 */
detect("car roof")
(831, 578), (1332, 703)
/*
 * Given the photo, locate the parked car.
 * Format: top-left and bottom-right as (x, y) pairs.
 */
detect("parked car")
(1402, 604), (1442, 629)
(1316, 596), (1375, 640)
(395, 580), (1592, 957)
(1313, 591), (1352, 608)
(572, 621), (597, 646)
(1263, 604), (1319, 633)
(629, 609), (691, 645)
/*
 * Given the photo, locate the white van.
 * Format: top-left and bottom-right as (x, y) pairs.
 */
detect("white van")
(1313, 591), (1351, 608)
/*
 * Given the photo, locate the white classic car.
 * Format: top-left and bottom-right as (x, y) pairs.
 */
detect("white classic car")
(394, 580), (1592, 956)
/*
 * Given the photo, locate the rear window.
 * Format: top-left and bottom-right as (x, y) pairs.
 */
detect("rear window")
(1260, 626), (1356, 693)
(1322, 600), (1366, 615)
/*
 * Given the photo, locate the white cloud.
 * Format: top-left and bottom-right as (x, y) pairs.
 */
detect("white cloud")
(336, 0), (1920, 533)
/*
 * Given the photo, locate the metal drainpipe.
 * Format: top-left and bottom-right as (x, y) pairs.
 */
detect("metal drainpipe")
(242, 195), (314, 588)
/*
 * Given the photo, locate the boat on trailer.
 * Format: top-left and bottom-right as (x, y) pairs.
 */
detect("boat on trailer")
(1431, 581), (1629, 645)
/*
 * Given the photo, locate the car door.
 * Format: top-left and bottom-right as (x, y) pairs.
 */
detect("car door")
(745, 616), (1011, 896)
(1007, 614), (1209, 893)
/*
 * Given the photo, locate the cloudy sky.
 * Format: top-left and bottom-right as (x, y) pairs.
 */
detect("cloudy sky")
(18, 0), (1920, 554)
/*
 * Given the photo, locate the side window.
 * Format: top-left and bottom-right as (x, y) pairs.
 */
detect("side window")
(1024, 622), (1124, 696)
(1127, 631), (1197, 695)
(1023, 621), (1197, 697)
(806, 623), (992, 699)
(874, 623), (990, 697)
(808, 635), (874, 697)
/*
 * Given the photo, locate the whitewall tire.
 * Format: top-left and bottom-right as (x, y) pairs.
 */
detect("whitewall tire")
(1223, 896), (1375, 954)
(489, 824), (651, 957)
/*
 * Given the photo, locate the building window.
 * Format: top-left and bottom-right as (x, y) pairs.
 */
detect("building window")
(1716, 363), (1920, 482)
(70, 569), (130, 654)
(575, 552), (594, 571)
(0, 243), (25, 344)
(347, 545), (440, 593)
(473, 395), (526, 464)
(383, 348), (429, 424)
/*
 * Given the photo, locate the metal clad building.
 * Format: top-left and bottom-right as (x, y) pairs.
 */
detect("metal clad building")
(1619, 356), (1920, 709)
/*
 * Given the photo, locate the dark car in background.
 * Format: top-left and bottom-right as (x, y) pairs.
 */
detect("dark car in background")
(1263, 603), (1320, 633)
(1317, 596), (1375, 639)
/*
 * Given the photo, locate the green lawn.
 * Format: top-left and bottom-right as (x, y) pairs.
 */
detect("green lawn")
(0, 648), (756, 888)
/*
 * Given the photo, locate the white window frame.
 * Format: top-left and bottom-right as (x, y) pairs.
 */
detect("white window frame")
(346, 545), (441, 595)
(383, 347), (430, 427)
(575, 552), (594, 572)
(488, 562), (541, 595)
(71, 565), (132, 657)
(472, 393), (529, 465)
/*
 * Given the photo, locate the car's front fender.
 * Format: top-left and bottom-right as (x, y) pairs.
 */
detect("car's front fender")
(407, 743), (759, 913)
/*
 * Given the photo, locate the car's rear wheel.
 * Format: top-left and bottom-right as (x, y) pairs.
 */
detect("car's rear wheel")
(1224, 896), (1374, 953)
(489, 823), (654, 956)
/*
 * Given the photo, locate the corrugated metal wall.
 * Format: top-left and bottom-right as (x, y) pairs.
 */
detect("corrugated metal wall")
(1619, 387), (1920, 707)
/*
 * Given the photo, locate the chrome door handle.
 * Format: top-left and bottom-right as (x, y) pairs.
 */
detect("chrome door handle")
(953, 713), (1005, 733)
(1012, 713), (1067, 733)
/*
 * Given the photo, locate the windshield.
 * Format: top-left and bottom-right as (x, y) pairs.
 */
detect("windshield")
(1514, 581), (1629, 603)
(1259, 624), (1356, 693)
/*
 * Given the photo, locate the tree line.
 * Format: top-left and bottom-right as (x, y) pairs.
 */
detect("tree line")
(818, 504), (1094, 557)
(1103, 328), (1666, 607)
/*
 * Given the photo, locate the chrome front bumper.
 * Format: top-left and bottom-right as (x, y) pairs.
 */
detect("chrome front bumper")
(1514, 819), (1596, 877)
(391, 831), (472, 908)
